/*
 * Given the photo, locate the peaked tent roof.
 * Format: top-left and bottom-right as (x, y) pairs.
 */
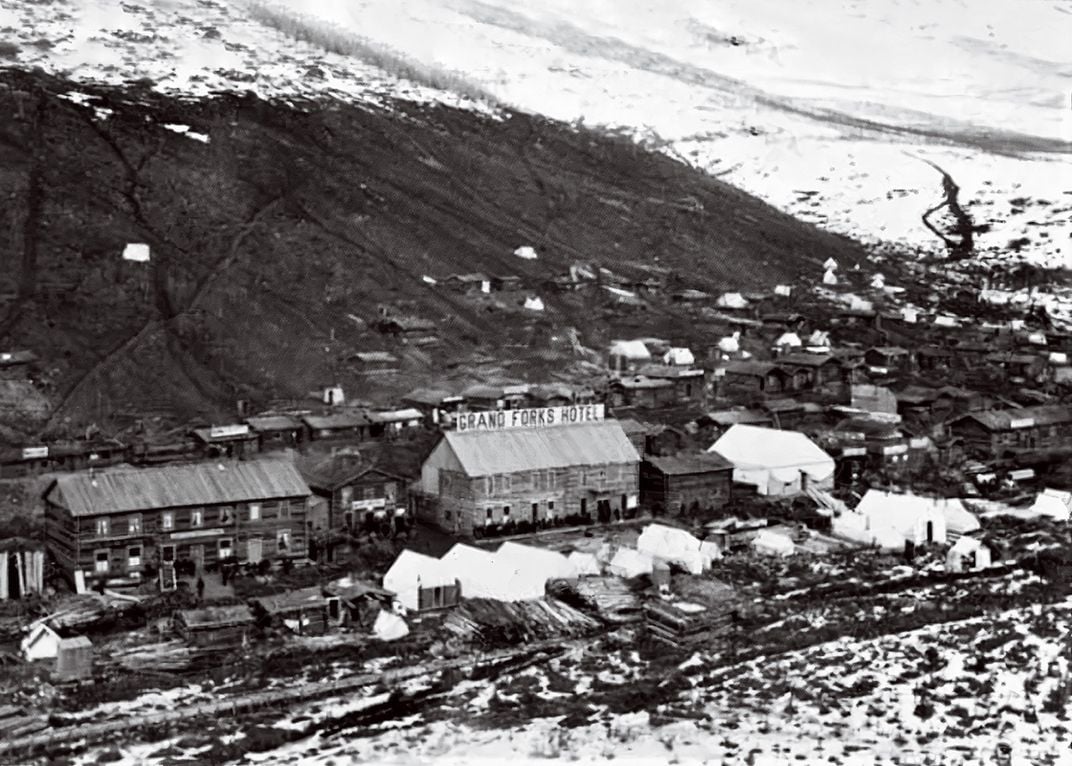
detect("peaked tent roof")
(856, 490), (971, 533)
(47, 460), (310, 517)
(442, 421), (639, 477)
(708, 425), (833, 480)
(383, 549), (457, 590)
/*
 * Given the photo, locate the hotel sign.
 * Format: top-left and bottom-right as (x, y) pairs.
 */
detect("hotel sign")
(456, 404), (606, 433)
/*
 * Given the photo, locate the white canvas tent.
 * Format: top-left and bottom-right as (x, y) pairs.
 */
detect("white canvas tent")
(497, 541), (578, 582)
(1030, 489), (1072, 522)
(709, 424), (835, 497)
(21, 622), (61, 661)
(752, 530), (795, 557)
(514, 245), (538, 260)
(716, 332), (740, 355)
(567, 550), (601, 576)
(607, 547), (654, 579)
(822, 269), (838, 285)
(373, 609), (410, 641)
(636, 524), (715, 575)
(946, 537), (992, 573)
(523, 296), (545, 311)
(773, 332), (802, 349)
(609, 339), (652, 373)
(382, 550), (457, 612)
(831, 510), (906, 551)
(663, 347), (695, 366)
(440, 543), (548, 602)
(716, 292), (748, 309)
(823, 257), (839, 271)
(854, 491), (949, 546)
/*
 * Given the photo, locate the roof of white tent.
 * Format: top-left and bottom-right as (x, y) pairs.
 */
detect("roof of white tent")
(567, 550), (601, 576)
(383, 549), (456, 590)
(857, 491), (973, 534)
(608, 547), (654, 578)
(609, 339), (652, 359)
(1030, 489), (1072, 521)
(497, 541), (578, 581)
(709, 424), (834, 482)
(663, 347), (695, 366)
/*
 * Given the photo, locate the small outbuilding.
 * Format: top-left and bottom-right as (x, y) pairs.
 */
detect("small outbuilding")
(382, 549), (460, 612)
(20, 622), (61, 662)
(174, 605), (256, 648)
(946, 537), (993, 573)
(54, 636), (93, 682)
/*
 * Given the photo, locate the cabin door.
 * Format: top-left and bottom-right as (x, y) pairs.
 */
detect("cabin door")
(247, 538), (263, 564)
(925, 521), (934, 544)
(190, 545), (205, 573)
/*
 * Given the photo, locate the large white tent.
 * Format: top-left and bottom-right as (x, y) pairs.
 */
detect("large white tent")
(708, 424), (834, 496)
(636, 524), (717, 575)
(831, 510), (908, 551)
(440, 543), (549, 602)
(854, 490), (950, 546)
(382, 549), (457, 612)
(1029, 489), (1072, 522)
(497, 541), (579, 582)
(567, 550), (602, 577)
(607, 547), (655, 579)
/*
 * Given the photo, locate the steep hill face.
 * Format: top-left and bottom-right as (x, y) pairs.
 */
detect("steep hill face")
(0, 70), (872, 438)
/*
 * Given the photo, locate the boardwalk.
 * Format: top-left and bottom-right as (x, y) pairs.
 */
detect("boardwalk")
(0, 639), (576, 760)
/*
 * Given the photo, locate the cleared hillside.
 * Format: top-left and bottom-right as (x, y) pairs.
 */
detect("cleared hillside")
(0, 70), (873, 437)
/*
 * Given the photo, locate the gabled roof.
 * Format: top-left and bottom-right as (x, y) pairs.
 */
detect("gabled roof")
(616, 417), (654, 436)
(614, 375), (673, 390)
(298, 452), (408, 491)
(402, 388), (462, 406)
(777, 352), (837, 367)
(723, 361), (783, 377)
(440, 421), (639, 477)
(708, 424), (833, 478)
(46, 460), (310, 517)
(244, 415), (302, 432)
(868, 346), (909, 356)
(176, 605), (255, 629)
(918, 346), (953, 357)
(371, 408), (423, 423)
(896, 386), (940, 405)
(253, 586), (329, 614)
(645, 454), (733, 475)
(952, 404), (1072, 432)
(302, 411), (374, 430)
(702, 409), (772, 427)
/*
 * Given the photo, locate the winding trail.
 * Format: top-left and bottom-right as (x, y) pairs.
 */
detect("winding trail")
(915, 156), (977, 257)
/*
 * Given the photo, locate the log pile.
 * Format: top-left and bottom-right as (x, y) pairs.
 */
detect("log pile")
(442, 597), (601, 647)
(549, 577), (643, 624)
(0, 705), (48, 739)
(644, 599), (736, 649)
(108, 640), (194, 673)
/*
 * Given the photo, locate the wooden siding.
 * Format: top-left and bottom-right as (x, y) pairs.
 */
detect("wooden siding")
(639, 465), (732, 515)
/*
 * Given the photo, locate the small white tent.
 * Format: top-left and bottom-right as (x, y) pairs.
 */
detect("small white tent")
(854, 491), (949, 546)
(831, 510), (906, 551)
(946, 537), (992, 573)
(663, 347), (695, 367)
(514, 245), (538, 260)
(870, 273), (885, 289)
(609, 339), (652, 373)
(774, 285), (792, 297)
(21, 622), (61, 661)
(636, 524), (711, 575)
(383, 550), (457, 612)
(901, 307), (919, 324)
(373, 609), (410, 641)
(523, 296), (545, 311)
(773, 332), (802, 350)
(122, 243), (151, 262)
(1030, 489), (1072, 522)
(822, 269), (838, 286)
(752, 530), (795, 557)
(716, 292), (748, 309)
(823, 257), (838, 271)
(709, 424), (835, 497)
(607, 547), (654, 579)
(717, 332), (741, 356)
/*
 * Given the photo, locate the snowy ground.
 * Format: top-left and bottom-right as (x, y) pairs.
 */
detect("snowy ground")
(2, 0), (1067, 268)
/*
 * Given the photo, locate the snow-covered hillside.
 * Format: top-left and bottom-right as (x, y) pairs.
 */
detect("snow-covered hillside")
(2, 0), (1068, 267)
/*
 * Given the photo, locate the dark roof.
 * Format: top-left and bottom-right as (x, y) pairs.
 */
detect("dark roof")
(528, 383), (576, 401)
(953, 404), (1072, 432)
(298, 447), (415, 490)
(302, 412), (374, 431)
(645, 454), (733, 475)
(446, 272), (488, 283)
(388, 316), (437, 332)
(46, 460), (310, 517)
(244, 415), (302, 432)
(833, 418), (901, 438)
(777, 352), (836, 367)
(177, 605), (255, 629)
(616, 417), (654, 436)
(896, 386), (940, 405)
(615, 375), (674, 390)
(918, 347), (953, 357)
(723, 361), (783, 377)
(702, 409), (772, 426)
(763, 398), (804, 413)
(402, 388), (462, 406)
(0, 350), (37, 367)
(254, 586), (330, 614)
(636, 365), (704, 380)
(190, 425), (256, 444)
(868, 346), (909, 356)
(325, 581), (394, 602)
(986, 352), (1042, 365)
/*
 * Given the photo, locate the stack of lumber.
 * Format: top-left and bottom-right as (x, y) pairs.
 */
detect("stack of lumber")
(0, 705), (48, 738)
(550, 577), (642, 624)
(644, 599), (735, 648)
(442, 597), (600, 647)
(109, 640), (193, 673)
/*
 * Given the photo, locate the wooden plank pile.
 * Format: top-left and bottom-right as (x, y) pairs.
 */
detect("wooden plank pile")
(442, 597), (601, 647)
(644, 599), (736, 649)
(109, 640), (194, 673)
(550, 577), (643, 624)
(0, 705), (48, 739)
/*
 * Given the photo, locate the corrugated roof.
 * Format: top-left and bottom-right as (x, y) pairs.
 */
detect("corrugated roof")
(645, 454), (733, 475)
(244, 415), (302, 432)
(868, 346), (909, 356)
(177, 605), (255, 629)
(443, 421), (639, 477)
(47, 460), (310, 516)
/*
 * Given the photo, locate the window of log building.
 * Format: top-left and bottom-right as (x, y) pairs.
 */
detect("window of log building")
(249, 503), (261, 521)
(128, 514), (142, 534)
(190, 510), (203, 528)
(162, 512), (174, 530)
(96, 517), (110, 537)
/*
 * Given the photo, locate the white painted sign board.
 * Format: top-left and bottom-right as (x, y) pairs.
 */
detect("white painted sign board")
(456, 404), (606, 433)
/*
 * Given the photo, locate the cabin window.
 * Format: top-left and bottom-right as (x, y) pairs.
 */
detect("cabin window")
(96, 518), (110, 537)
(128, 514), (142, 535)
(249, 503), (261, 521)
(279, 500), (291, 519)
(547, 501), (555, 518)
(685, 383), (693, 397)
(218, 538), (233, 559)
(190, 510), (203, 528)
(127, 547), (141, 569)
(161, 512), (174, 531)
(277, 529), (291, 552)
(95, 550), (110, 573)
(344, 510), (354, 529)
(219, 506), (234, 525)
(486, 508), (493, 524)
(502, 505), (510, 520)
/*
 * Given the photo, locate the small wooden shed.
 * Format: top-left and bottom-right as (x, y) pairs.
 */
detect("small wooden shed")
(54, 636), (92, 682)
(175, 605), (256, 648)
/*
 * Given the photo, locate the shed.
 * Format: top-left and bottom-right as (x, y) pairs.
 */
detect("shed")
(21, 622), (61, 661)
(174, 605), (256, 647)
(252, 587), (333, 635)
(382, 549), (460, 612)
(54, 636), (93, 682)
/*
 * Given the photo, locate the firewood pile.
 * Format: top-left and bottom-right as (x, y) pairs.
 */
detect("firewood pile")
(442, 597), (601, 647)
(644, 599), (736, 648)
(0, 705), (48, 739)
(108, 639), (195, 673)
(549, 577), (643, 624)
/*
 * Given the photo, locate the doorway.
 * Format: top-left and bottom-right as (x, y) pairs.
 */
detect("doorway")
(189, 545), (205, 573)
(925, 521), (934, 543)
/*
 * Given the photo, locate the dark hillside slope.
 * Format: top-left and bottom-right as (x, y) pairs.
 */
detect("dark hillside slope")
(0, 70), (871, 437)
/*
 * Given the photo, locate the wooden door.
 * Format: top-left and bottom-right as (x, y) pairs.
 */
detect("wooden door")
(190, 545), (205, 573)
(247, 538), (263, 564)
